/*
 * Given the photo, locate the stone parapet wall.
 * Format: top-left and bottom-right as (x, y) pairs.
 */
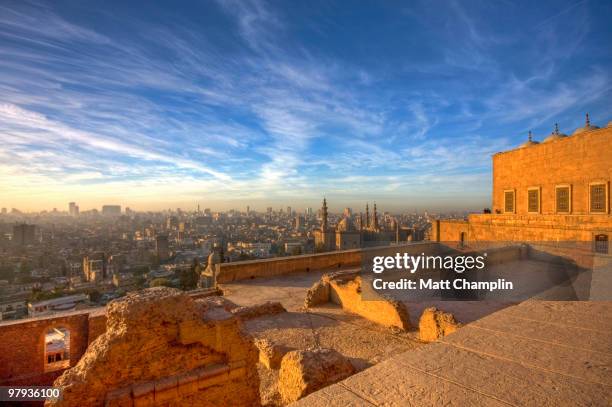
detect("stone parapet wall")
(217, 242), (440, 283)
(434, 214), (612, 243)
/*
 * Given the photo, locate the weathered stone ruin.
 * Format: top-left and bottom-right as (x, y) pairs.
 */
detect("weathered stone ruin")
(254, 338), (291, 370)
(46, 287), (260, 407)
(304, 271), (411, 330)
(278, 348), (355, 404)
(418, 306), (462, 342)
(232, 301), (287, 321)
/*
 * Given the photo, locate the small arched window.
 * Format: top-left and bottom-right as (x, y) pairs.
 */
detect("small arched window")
(594, 234), (609, 254)
(44, 327), (70, 372)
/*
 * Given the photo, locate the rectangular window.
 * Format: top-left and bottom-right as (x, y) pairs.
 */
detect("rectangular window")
(590, 184), (606, 213)
(556, 186), (571, 213)
(528, 188), (540, 213)
(594, 234), (609, 254)
(504, 190), (514, 213)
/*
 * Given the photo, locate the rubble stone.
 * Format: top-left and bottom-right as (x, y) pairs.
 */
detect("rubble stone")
(46, 287), (260, 407)
(419, 307), (462, 342)
(254, 338), (291, 369)
(278, 348), (355, 403)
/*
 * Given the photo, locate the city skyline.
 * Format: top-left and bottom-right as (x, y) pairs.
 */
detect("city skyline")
(1, 0), (612, 211)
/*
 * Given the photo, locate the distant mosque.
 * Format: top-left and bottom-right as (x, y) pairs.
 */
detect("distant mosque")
(313, 198), (422, 251)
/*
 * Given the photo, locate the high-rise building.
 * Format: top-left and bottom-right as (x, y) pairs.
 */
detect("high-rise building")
(0, 208), (6, 215)
(102, 205), (121, 216)
(287, 206), (292, 216)
(156, 235), (170, 262)
(12, 223), (36, 246)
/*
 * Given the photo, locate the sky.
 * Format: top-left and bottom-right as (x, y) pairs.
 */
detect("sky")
(0, 0), (611, 213)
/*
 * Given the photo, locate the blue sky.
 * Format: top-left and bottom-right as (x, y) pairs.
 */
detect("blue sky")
(1, 0), (611, 212)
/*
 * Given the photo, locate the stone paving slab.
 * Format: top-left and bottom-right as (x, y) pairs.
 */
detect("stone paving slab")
(442, 325), (611, 385)
(392, 342), (610, 406)
(504, 300), (612, 332)
(291, 301), (612, 407)
(470, 313), (612, 354)
(300, 356), (510, 407)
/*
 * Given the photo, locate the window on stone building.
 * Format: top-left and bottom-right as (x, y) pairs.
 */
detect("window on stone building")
(528, 188), (540, 213)
(44, 327), (70, 372)
(556, 186), (571, 213)
(504, 190), (515, 213)
(594, 234), (609, 254)
(590, 183), (607, 213)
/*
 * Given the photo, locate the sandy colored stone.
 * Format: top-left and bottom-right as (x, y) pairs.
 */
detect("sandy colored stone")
(46, 287), (260, 407)
(278, 348), (355, 404)
(232, 301), (287, 320)
(254, 338), (291, 370)
(304, 280), (330, 308)
(419, 307), (461, 342)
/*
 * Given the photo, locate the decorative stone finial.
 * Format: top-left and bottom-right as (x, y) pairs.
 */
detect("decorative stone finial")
(554, 123), (559, 135)
(586, 113), (590, 127)
(528, 131), (532, 142)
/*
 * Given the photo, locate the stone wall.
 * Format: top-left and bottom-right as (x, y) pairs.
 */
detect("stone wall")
(47, 287), (260, 407)
(217, 242), (440, 283)
(329, 275), (411, 330)
(434, 214), (612, 244)
(0, 308), (105, 386)
(492, 126), (611, 215)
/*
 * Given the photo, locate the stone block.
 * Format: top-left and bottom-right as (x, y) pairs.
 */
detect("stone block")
(278, 348), (356, 403)
(419, 307), (461, 342)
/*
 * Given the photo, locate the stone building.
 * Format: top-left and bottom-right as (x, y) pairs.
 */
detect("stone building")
(433, 114), (611, 253)
(314, 199), (412, 251)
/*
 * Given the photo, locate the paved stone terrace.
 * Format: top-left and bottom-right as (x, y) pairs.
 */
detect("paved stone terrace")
(291, 300), (612, 406)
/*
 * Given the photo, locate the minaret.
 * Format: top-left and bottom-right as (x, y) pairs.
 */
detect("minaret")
(359, 212), (364, 246)
(321, 198), (328, 231)
(373, 203), (379, 230)
(365, 204), (370, 228)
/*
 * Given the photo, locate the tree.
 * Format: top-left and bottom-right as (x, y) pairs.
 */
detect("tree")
(86, 289), (102, 303)
(179, 258), (200, 290)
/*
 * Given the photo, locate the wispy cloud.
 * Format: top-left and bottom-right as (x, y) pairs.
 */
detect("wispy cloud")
(0, 0), (610, 211)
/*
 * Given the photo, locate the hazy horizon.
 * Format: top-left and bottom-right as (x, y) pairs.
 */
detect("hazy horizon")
(1, 1), (611, 212)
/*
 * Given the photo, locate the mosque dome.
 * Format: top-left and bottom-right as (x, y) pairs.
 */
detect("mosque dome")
(542, 123), (567, 143)
(519, 131), (539, 148)
(336, 217), (356, 232)
(572, 113), (599, 135)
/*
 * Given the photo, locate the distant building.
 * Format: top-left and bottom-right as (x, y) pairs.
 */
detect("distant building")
(314, 199), (408, 251)
(433, 115), (611, 251)
(156, 235), (170, 262)
(68, 202), (79, 216)
(83, 252), (106, 282)
(12, 223), (36, 246)
(28, 294), (89, 317)
(101, 205), (121, 216)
